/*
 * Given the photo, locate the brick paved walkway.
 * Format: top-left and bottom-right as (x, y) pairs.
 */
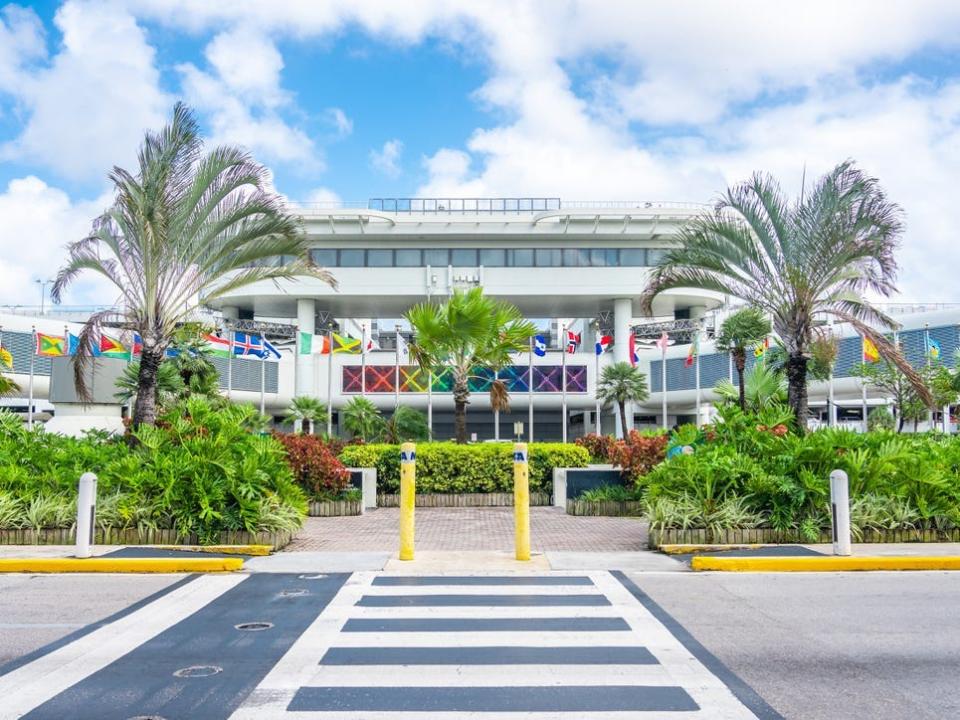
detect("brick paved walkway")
(285, 507), (648, 552)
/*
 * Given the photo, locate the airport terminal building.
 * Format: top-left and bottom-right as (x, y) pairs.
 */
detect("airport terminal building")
(2, 198), (958, 438)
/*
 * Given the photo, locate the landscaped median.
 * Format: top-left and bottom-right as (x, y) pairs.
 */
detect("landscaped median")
(690, 555), (960, 572)
(0, 556), (244, 573)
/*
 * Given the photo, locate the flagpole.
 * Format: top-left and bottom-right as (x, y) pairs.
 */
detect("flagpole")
(528, 336), (534, 443)
(594, 340), (601, 435)
(28, 325), (35, 430)
(428, 369), (433, 438)
(394, 324), (401, 410)
(327, 329), (333, 437)
(561, 324), (568, 444)
(226, 324), (234, 400)
(925, 323), (933, 430)
(259, 333), (266, 416)
(661, 337), (668, 431)
(361, 324), (367, 398)
(694, 325), (701, 427)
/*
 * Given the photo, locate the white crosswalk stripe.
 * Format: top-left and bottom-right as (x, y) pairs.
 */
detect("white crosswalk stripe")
(229, 571), (762, 719)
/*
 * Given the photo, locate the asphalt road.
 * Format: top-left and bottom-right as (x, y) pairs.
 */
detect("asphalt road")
(0, 570), (958, 719)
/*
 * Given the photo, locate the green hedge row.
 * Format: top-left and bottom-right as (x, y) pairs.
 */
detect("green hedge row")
(338, 442), (589, 494)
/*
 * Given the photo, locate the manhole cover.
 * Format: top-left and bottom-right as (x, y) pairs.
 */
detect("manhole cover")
(128, 716), (166, 720)
(298, 573), (328, 580)
(173, 665), (222, 678)
(279, 589), (309, 597)
(235, 621), (274, 632)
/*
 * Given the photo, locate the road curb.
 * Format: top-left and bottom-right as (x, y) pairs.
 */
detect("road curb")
(659, 544), (773, 555)
(153, 544), (272, 556)
(691, 555), (960, 572)
(0, 557), (245, 573)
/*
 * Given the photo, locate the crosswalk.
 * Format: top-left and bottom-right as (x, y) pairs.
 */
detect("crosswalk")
(0, 571), (778, 719)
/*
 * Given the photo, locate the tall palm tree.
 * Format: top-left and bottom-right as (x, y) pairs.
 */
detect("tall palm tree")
(405, 288), (536, 444)
(714, 307), (770, 411)
(641, 160), (930, 427)
(596, 361), (650, 438)
(285, 396), (326, 435)
(341, 396), (385, 441)
(52, 103), (333, 428)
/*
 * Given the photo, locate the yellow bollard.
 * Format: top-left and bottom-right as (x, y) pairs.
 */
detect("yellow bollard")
(514, 442), (530, 561)
(399, 442), (416, 561)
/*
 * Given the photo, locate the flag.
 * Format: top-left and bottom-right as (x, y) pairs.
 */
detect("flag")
(565, 330), (581, 354)
(654, 331), (670, 351)
(629, 332), (641, 367)
(862, 336), (880, 364)
(204, 333), (232, 358)
(926, 335), (941, 361)
(99, 333), (129, 359)
(132, 333), (143, 356)
(533, 334), (547, 357)
(332, 333), (362, 354)
(35, 332), (65, 356)
(685, 331), (699, 368)
(66, 332), (80, 355)
(0, 347), (11, 368)
(754, 337), (770, 359)
(594, 334), (613, 355)
(396, 332), (410, 363)
(299, 331), (330, 355)
(261, 338), (281, 360)
(362, 326), (379, 354)
(232, 332), (264, 357)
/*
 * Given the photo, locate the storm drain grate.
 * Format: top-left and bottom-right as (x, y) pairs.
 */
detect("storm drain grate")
(235, 621), (274, 632)
(173, 665), (222, 678)
(279, 589), (309, 597)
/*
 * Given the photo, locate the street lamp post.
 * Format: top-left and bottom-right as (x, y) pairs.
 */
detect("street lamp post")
(35, 279), (53, 315)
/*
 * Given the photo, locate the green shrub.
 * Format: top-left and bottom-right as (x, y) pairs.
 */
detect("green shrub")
(578, 484), (643, 502)
(338, 442), (589, 494)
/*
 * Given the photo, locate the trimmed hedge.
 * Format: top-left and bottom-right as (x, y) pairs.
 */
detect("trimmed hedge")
(338, 442), (589, 494)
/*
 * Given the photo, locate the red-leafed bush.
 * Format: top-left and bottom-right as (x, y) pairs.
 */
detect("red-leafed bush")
(610, 430), (668, 485)
(274, 433), (350, 498)
(575, 433), (619, 463)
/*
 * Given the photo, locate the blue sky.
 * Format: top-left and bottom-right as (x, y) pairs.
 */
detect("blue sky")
(3, 1), (960, 305)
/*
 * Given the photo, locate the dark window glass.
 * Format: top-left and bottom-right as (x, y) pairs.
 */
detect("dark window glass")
(451, 248), (478, 266)
(340, 249), (365, 267)
(591, 248), (615, 266)
(620, 249), (646, 266)
(647, 249), (667, 265)
(366, 249), (393, 267)
(479, 248), (506, 266)
(424, 248), (449, 266)
(535, 248), (562, 266)
(395, 249), (422, 266)
(562, 248), (585, 266)
(509, 249), (534, 266)
(310, 249), (337, 267)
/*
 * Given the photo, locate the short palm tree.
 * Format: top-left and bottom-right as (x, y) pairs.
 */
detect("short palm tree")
(714, 362), (787, 412)
(52, 102), (333, 428)
(285, 396), (326, 435)
(641, 160), (930, 427)
(714, 307), (770, 411)
(405, 288), (536, 444)
(170, 326), (220, 399)
(115, 360), (184, 406)
(384, 406), (430, 443)
(341, 397), (385, 441)
(596, 361), (650, 438)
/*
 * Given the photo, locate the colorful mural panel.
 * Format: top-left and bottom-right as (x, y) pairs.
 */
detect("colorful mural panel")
(342, 365), (587, 393)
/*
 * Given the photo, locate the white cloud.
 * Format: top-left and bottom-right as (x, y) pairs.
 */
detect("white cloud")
(305, 187), (342, 205)
(0, 176), (112, 306)
(0, 4), (45, 92)
(369, 139), (404, 177)
(325, 107), (353, 137)
(0, 1), (169, 182)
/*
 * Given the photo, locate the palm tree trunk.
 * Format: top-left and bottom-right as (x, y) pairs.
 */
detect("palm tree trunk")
(785, 352), (809, 431)
(897, 408), (904, 433)
(453, 375), (469, 444)
(734, 349), (747, 412)
(132, 346), (163, 428)
(618, 400), (627, 440)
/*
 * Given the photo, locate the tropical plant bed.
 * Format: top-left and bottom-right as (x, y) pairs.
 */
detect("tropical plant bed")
(566, 499), (644, 517)
(648, 527), (960, 548)
(377, 492), (552, 508)
(308, 499), (363, 516)
(0, 527), (295, 550)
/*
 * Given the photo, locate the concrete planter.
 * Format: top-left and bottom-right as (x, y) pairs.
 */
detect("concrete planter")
(308, 499), (363, 517)
(648, 527), (960, 548)
(566, 499), (644, 517)
(0, 527), (295, 550)
(377, 492), (552, 508)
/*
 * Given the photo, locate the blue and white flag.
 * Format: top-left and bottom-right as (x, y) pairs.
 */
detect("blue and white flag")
(261, 338), (281, 360)
(533, 334), (547, 357)
(232, 332), (264, 357)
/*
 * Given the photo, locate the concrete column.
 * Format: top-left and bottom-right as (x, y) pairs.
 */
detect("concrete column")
(296, 298), (315, 397)
(613, 298), (633, 436)
(221, 305), (240, 321)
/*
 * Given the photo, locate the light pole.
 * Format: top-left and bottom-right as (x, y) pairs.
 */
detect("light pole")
(35, 279), (53, 315)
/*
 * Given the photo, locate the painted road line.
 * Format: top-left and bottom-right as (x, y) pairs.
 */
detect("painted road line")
(356, 593), (611, 606)
(341, 616), (632, 632)
(361, 583), (601, 596)
(21, 573), (349, 720)
(0, 557), (243, 573)
(330, 630), (643, 647)
(691, 555), (960, 572)
(350, 604), (625, 619)
(320, 645), (659, 665)
(288, 685), (699, 713)
(0, 574), (245, 718)
(372, 575), (594, 586)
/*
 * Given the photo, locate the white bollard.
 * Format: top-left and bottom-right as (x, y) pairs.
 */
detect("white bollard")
(75, 472), (97, 559)
(829, 469), (851, 556)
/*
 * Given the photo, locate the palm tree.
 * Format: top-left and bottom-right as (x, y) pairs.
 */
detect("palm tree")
(170, 326), (220, 399)
(384, 406), (430, 443)
(641, 160), (930, 428)
(714, 308), (770, 411)
(285, 396), (325, 434)
(341, 397), (385, 441)
(115, 360), (184, 406)
(52, 102), (333, 428)
(714, 362), (787, 412)
(596, 361), (650, 438)
(405, 288), (536, 444)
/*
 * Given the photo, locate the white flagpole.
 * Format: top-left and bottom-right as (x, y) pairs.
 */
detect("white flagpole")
(528, 336), (534, 443)
(395, 326), (401, 409)
(562, 324), (568, 443)
(361, 324), (367, 397)
(494, 369), (500, 441)
(694, 326), (702, 427)
(661, 337), (668, 431)
(427, 369), (433, 437)
(327, 329), (333, 436)
(594, 342), (601, 435)
(28, 325), (36, 430)
(226, 325), (234, 399)
(259, 333), (266, 416)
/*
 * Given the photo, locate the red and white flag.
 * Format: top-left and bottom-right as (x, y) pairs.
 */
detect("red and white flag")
(594, 335), (613, 355)
(565, 330), (581, 354)
(654, 331), (671, 351)
(629, 333), (641, 367)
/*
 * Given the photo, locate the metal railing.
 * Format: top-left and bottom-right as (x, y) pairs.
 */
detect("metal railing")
(288, 198), (707, 216)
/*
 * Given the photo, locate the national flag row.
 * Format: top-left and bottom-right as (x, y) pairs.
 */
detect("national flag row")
(31, 331), (280, 360)
(534, 330), (677, 368)
(299, 330), (379, 355)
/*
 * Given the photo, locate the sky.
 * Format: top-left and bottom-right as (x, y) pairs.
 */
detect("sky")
(3, 0), (960, 307)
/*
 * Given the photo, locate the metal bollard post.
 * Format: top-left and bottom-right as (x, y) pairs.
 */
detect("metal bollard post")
(75, 472), (97, 559)
(399, 442), (416, 561)
(829, 469), (851, 556)
(514, 443), (530, 561)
